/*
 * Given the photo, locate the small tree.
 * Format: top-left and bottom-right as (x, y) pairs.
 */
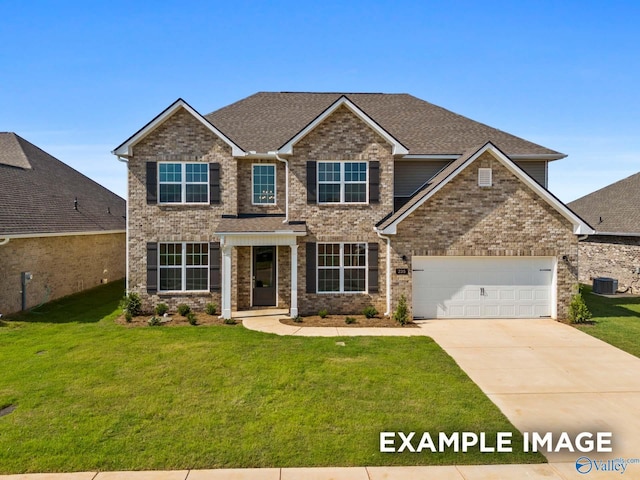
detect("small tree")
(393, 294), (410, 326)
(569, 292), (592, 324)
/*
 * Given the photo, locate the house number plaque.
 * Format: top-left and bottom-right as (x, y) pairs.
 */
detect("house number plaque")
(396, 268), (409, 275)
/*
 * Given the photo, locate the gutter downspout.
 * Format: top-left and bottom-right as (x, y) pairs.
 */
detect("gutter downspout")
(374, 227), (392, 317)
(116, 154), (130, 292)
(273, 153), (289, 223)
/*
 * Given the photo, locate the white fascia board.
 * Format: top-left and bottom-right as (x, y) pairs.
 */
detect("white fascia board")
(112, 99), (245, 158)
(590, 231), (640, 237)
(381, 142), (594, 236)
(509, 153), (567, 161)
(278, 96), (409, 156)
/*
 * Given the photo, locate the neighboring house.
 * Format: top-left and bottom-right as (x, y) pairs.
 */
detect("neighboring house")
(568, 172), (640, 293)
(113, 93), (592, 320)
(0, 133), (126, 315)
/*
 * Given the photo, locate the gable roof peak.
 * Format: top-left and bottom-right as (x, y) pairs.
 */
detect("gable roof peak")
(0, 132), (33, 169)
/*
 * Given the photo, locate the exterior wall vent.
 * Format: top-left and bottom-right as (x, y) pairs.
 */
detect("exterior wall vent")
(478, 168), (492, 187)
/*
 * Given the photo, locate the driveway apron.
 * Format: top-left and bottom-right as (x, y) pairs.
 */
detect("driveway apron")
(421, 318), (640, 463)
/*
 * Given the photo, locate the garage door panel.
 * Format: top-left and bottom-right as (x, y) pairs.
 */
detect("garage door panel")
(412, 257), (554, 319)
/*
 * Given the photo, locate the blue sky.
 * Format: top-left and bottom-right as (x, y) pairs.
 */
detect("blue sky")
(1, 0), (638, 202)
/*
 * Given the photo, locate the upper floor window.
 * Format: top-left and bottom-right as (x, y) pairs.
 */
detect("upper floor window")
(318, 161), (367, 204)
(252, 164), (276, 205)
(159, 242), (209, 291)
(159, 163), (209, 204)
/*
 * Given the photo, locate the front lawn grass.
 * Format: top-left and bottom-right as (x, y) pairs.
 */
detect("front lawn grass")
(0, 280), (544, 473)
(576, 285), (640, 357)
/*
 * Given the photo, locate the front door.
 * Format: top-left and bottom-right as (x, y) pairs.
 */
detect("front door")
(253, 246), (276, 306)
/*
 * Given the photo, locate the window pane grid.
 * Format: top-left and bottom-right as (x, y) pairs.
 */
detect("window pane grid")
(318, 161), (367, 203)
(317, 243), (366, 293)
(159, 243), (209, 291)
(159, 163), (208, 204)
(252, 164), (276, 204)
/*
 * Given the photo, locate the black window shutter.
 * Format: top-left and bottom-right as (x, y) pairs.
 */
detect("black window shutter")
(369, 161), (380, 204)
(368, 242), (379, 294)
(146, 162), (157, 204)
(209, 242), (221, 292)
(307, 161), (317, 204)
(306, 242), (316, 293)
(147, 242), (158, 293)
(210, 163), (221, 204)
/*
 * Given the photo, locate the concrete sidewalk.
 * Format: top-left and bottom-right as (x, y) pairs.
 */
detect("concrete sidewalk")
(0, 462), (615, 479)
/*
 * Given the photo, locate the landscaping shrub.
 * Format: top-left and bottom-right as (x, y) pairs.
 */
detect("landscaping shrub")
(148, 316), (161, 326)
(345, 316), (357, 324)
(125, 311), (133, 323)
(569, 292), (592, 324)
(119, 292), (142, 317)
(363, 306), (378, 318)
(393, 295), (409, 326)
(177, 304), (191, 316)
(186, 312), (197, 325)
(292, 316), (303, 323)
(318, 309), (328, 318)
(223, 318), (237, 325)
(155, 303), (169, 316)
(205, 303), (217, 316)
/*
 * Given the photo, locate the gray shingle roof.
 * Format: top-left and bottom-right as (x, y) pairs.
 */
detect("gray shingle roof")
(205, 92), (562, 157)
(0, 133), (126, 236)
(568, 172), (640, 235)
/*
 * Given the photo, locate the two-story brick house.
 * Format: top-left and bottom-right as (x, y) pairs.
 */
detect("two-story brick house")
(113, 92), (592, 320)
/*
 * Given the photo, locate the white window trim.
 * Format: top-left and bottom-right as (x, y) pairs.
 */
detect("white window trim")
(251, 163), (277, 205)
(317, 161), (368, 204)
(158, 242), (210, 292)
(317, 242), (367, 294)
(158, 162), (210, 205)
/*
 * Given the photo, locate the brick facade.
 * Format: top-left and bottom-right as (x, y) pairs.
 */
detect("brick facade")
(288, 105), (392, 315)
(0, 233), (125, 315)
(578, 236), (640, 294)
(391, 152), (579, 320)
(124, 103), (580, 319)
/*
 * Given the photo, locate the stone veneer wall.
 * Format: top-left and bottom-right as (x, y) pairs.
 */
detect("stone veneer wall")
(0, 233), (125, 315)
(391, 152), (579, 320)
(287, 105), (393, 315)
(578, 236), (640, 294)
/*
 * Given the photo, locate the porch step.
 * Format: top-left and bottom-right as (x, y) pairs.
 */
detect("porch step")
(232, 308), (289, 319)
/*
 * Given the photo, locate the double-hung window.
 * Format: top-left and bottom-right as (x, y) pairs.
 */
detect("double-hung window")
(252, 164), (276, 205)
(159, 243), (209, 291)
(318, 161), (367, 203)
(317, 243), (367, 293)
(159, 163), (209, 204)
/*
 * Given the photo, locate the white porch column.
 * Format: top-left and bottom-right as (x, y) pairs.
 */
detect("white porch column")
(221, 245), (232, 319)
(290, 244), (298, 318)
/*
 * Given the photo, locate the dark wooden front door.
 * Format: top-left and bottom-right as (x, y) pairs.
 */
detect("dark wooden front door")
(253, 246), (276, 306)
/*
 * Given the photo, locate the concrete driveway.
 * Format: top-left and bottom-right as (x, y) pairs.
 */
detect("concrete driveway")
(421, 319), (640, 465)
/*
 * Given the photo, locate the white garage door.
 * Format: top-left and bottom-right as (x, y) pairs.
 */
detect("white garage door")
(412, 256), (554, 319)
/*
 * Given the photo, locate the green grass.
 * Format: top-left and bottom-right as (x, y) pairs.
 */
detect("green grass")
(576, 285), (640, 357)
(0, 280), (544, 473)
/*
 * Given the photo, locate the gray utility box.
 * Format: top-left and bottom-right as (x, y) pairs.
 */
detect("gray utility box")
(593, 277), (618, 295)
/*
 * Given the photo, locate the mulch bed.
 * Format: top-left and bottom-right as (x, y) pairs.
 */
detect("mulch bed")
(280, 314), (418, 328)
(115, 313), (241, 327)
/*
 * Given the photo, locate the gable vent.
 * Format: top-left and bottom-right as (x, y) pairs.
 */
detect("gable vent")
(478, 168), (492, 187)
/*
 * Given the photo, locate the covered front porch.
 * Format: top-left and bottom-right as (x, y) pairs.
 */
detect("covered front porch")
(215, 217), (306, 320)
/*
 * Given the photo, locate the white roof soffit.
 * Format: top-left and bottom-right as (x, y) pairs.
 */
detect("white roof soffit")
(278, 96), (409, 156)
(382, 142), (594, 236)
(112, 99), (245, 158)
